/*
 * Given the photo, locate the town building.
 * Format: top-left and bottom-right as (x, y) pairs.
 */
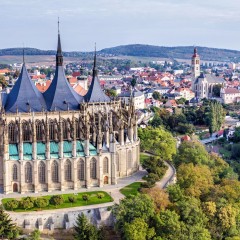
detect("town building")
(220, 88), (240, 104)
(0, 28), (140, 194)
(119, 88), (145, 110)
(192, 48), (225, 98)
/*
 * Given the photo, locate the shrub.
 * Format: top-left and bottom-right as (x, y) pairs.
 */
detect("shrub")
(68, 195), (77, 204)
(23, 196), (35, 203)
(82, 194), (89, 202)
(5, 200), (19, 211)
(35, 198), (49, 209)
(21, 199), (34, 210)
(97, 193), (105, 199)
(50, 195), (64, 207)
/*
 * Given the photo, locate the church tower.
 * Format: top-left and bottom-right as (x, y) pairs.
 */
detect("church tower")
(192, 47), (200, 79)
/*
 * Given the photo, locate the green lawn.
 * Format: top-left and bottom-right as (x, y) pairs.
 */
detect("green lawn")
(140, 153), (150, 164)
(120, 182), (142, 197)
(2, 191), (113, 212)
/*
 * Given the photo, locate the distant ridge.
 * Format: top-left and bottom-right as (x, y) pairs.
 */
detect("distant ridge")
(0, 44), (240, 61)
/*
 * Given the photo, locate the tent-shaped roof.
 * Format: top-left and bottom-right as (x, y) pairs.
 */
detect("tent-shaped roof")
(4, 63), (46, 113)
(43, 32), (84, 111)
(84, 50), (110, 103)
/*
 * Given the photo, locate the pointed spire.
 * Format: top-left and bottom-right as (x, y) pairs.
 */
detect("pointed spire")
(84, 44), (110, 103)
(93, 43), (97, 78)
(56, 17), (63, 66)
(23, 43), (25, 64)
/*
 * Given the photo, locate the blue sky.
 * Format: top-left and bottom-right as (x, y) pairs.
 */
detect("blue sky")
(1, 0), (240, 51)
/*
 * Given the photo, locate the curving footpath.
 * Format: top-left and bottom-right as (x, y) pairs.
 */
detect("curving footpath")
(142, 152), (176, 189)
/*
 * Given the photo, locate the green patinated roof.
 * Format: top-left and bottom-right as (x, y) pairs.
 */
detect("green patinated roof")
(9, 144), (18, 155)
(50, 141), (59, 153)
(63, 141), (72, 153)
(76, 140), (84, 152)
(37, 142), (46, 155)
(50, 141), (59, 159)
(8, 140), (98, 160)
(9, 144), (19, 160)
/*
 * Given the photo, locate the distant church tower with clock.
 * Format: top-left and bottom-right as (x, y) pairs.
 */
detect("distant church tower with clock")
(191, 47), (200, 80)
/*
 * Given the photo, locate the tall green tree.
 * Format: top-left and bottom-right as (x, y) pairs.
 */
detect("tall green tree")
(209, 101), (225, 135)
(113, 194), (155, 237)
(0, 206), (19, 239)
(138, 127), (176, 161)
(73, 213), (101, 240)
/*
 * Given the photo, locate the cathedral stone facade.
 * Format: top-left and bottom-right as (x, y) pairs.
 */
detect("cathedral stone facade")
(0, 30), (140, 194)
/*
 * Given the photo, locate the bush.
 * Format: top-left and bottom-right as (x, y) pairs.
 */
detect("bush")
(23, 196), (35, 203)
(97, 193), (105, 199)
(35, 198), (49, 209)
(82, 194), (89, 202)
(5, 200), (19, 211)
(21, 199), (34, 210)
(68, 195), (77, 204)
(50, 195), (64, 207)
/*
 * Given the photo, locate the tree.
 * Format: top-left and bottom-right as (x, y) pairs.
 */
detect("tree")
(130, 77), (137, 87)
(105, 89), (117, 97)
(21, 199), (34, 210)
(28, 229), (41, 240)
(174, 141), (211, 167)
(0, 206), (19, 239)
(152, 91), (161, 100)
(34, 198), (49, 209)
(123, 218), (154, 240)
(97, 193), (105, 199)
(177, 163), (214, 198)
(138, 127), (176, 161)
(68, 196), (77, 205)
(142, 187), (170, 213)
(176, 123), (195, 134)
(82, 194), (89, 202)
(5, 200), (19, 211)
(50, 195), (64, 207)
(113, 194), (155, 236)
(73, 213), (101, 240)
(153, 209), (183, 239)
(209, 101), (225, 135)
(212, 84), (222, 97)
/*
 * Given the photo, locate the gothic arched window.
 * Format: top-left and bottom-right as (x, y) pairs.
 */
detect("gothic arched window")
(25, 162), (32, 183)
(22, 121), (31, 142)
(62, 120), (68, 140)
(12, 164), (18, 181)
(38, 161), (46, 184)
(49, 120), (55, 141)
(116, 153), (120, 172)
(8, 122), (16, 143)
(103, 157), (109, 174)
(36, 120), (43, 141)
(64, 159), (72, 181)
(90, 158), (97, 179)
(51, 161), (59, 183)
(75, 119), (80, 139)
(127, 150), (132, 169)
(77, 159), (85, 181)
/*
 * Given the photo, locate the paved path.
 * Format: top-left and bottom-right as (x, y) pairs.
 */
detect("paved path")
(0, 169), (147, 208)
(143, 152), (176, 189)
(1, 155), (176, 214)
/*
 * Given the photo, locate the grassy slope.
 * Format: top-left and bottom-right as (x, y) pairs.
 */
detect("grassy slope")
(120, 182), (142, 197)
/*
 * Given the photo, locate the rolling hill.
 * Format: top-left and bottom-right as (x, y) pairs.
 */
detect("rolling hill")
(0, 44), (240, 62)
